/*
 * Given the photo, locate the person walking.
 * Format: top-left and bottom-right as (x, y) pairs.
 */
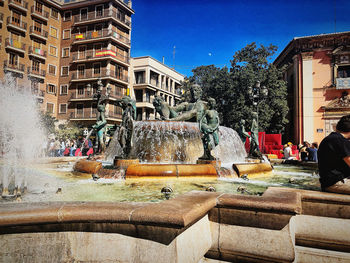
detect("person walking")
(307, 142), (318, 162)
(318, 115), (350, 193)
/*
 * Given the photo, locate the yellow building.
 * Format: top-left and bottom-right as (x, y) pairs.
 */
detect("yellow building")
(0, 0), (134, 127)
(274, 31), (350, 144)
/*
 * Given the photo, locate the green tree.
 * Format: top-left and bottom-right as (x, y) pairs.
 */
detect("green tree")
(39, 111), (57, 135)
(188, 42), (288, 134)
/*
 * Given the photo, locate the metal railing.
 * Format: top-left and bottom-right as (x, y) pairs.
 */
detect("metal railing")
(7, 17), (27, 31)
(30, 6), (49, 19)
(8, 0), (28, 10)
(28, 46), (47, 58)
(74, 10), (131, 27)
(336, 77), (350, 89)
(71, 68), (129, 82)
(72, 50), (129, 64)
(27, 67), (46, 77)
(73, 29), (130, 45)
(5, 38), (26, 51)
(4, 60), (25, 72)
(29, 26), (48, 39)
(70, 111), (97, 119)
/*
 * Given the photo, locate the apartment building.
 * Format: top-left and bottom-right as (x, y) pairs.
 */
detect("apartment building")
(274, 31), (350, 144)
(130, 56), (184, 120)
(0, 0), (134, 127)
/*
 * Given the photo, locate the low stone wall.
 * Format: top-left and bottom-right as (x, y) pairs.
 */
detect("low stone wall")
(0, 188), (350, 262)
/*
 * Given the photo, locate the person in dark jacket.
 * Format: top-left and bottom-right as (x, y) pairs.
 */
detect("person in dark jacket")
(318, 115), (350, 193)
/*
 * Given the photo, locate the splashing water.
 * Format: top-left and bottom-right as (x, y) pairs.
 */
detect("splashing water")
(0, 76), (47, 195)
(106, 120), (247, 164)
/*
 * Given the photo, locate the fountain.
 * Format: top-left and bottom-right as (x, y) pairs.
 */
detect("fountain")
(0, 76), (47, 198)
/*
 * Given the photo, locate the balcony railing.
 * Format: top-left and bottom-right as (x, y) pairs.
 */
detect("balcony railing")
(29, 26), (48, 39)
(7, 17), (27, 32)
(4, 60), (25, 73)
(5, 38), (26, 51)
(28, 46), (47, 58)
(70, 111), (97, 120)
(72, 50), (129, 64)
(71, 69), (129, 82)
(32, 88), (45, 97)
(107, 112), (122, 119)
(30, 6), (49, 20)
(74, 10), (131, 27)
(27, 67), (46, 77)
(336, 78), (350, 89)
(8, 0), (28, 11)
(73, 29), (130, 45)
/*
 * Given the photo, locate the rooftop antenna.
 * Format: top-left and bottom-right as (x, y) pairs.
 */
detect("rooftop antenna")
(173, 45), (176, 69)
(334, 0), (337, 33)
(162, 56), (165, 64)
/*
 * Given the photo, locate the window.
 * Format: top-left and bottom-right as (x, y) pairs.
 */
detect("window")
(76, 103), (83, 116)
(61, 66), (69, 76)
(49, 45), (57, 56)
(63, 29), (71, 39)
(33, 40), (41, 49)
(35, 2), (43, 13)
(47, 84), (56, 94)
(80, 8), (88, 20)
(50, 27), (58, 38)
(60, 84), (68, 95)
(51, 8), (59, 20)
(46, 103), (54, 113)
(93, 63), (100, 76)
(62, 47), (70, 57)
(33, 20), (42, 33)
(77, 65), (85, 77)
(59, 104), (67, 114)
(77, 85), (84, 95)
(338, 65), (350, 78)
(78, 46), (86, 59)
(48, 64), (56, 75)
(9, 53), (18, 66)
(31, 60), (40, 72)
(12, 11), (21, 26)
(135, 71), (145, 84)
(31, 81), (39, 94)
(95, 5), (103, 17)
(63, 11), (71, 21)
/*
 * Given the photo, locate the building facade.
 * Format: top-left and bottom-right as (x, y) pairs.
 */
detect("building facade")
(0, 0), (134, 127)
(274, 31), (350, 144)
(130, 56), (184, 120)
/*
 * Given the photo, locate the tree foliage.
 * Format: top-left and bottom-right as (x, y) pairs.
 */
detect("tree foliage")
(186, 43), (289, 134)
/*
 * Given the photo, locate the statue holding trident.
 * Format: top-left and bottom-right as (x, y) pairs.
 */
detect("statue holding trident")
(248, 112), (263, 159)
(92, 79), (110, 154)
(114, 96), (137, 159)
(199, 97), (220, 160)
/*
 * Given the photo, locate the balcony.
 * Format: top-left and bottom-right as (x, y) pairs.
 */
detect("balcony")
(69, 111), (97, 120)
(73, 10), (131, 29)
(72, 50), (129, 65)
(27, 67), (46, 80)
(31, 6), (49, 22)
(336, 78), (350, 89)
(7, 17), (27, 33)
(3, 60), (25, 75)
(73, 29), (130, 47)
(5, 38), (26, 54)
(29, 26), (48, 41)
(28, 46), (47, 60)
(69, 92), (93, 101)
(8, 0), (28, 13)
(71, 68), (129, 83)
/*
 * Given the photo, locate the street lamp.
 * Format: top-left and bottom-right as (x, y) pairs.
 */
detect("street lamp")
(247, 81), (268, 125)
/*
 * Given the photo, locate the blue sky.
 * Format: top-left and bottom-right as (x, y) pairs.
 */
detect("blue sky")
(130, 0), (350, 77)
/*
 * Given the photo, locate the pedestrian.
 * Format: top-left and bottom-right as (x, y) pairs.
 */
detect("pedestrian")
(54, 139), (60, 157)
(283, 142), (297, 160)
(60, 140), (66, 156)
(299, 141), (309, 161)
(306, 142), (318, 162)
(318, 115), (350, 193)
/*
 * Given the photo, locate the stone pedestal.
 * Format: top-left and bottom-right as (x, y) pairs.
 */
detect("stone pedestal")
(197, 159), (221, 168)
(114, 158), (139, 169)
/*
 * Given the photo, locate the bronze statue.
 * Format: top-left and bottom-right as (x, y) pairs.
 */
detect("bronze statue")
(153, 95), (178, 120)
(92, 79), (109, 154)
(199, 98), (220, 160)
(115, 96), (136, 159)
(238, 119), (251, 144)
(248, 112), (262, 159)
(171, 84), (207, 122)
